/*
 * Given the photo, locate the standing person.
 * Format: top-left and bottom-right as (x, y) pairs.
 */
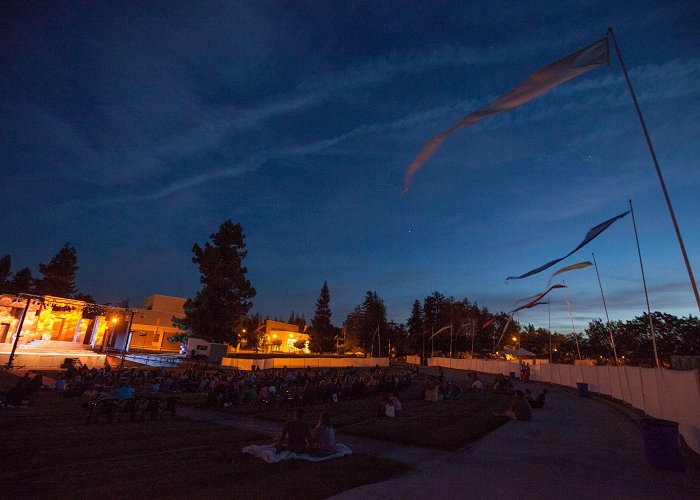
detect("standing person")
(308, 411), (336, 456)
(276, 407), (312, 453)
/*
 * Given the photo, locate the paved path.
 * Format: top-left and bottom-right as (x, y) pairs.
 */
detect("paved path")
(180, 382), (699, 499)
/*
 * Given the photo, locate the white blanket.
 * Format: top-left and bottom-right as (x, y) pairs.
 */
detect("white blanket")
(242, 443), (352, 464)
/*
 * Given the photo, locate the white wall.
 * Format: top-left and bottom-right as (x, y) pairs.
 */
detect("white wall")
(221, 356), (390, 371)
(424, 356), (700, 455)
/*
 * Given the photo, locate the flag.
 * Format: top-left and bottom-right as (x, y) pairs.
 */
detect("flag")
(546, 261), (593, 286)
(481, 318), (496, 329)
(402, 36), (609, 194)
(510, 285), (566, 314)
(507, 210), (630, 280)
(429, 325), (452, 340)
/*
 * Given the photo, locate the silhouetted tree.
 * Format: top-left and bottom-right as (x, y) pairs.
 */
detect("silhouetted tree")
(0, 255), (11, 294)
(343, 291), (388, 356)
(310, 281), (335, 353)
(9, 267), (34, 295)
(34, 243), (79, 297)
(174, 220), (256, 344)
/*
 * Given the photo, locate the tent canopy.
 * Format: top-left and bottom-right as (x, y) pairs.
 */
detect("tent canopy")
(513, 347), (536, 356)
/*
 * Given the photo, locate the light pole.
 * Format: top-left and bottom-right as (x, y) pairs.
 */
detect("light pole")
(102, 316), (118, 353)
(120, 310), (135, 368)
(5, 293), (44, 369)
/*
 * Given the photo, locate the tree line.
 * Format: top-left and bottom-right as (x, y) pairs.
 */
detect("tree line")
(4, 221), (698, 365)
(176, 219), (698, 366)
(0, 244), (94, 302)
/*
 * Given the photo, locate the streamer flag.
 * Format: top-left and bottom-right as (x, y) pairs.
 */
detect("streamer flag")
(402, 36), (609, 194)
(482, 318), (496, 329)
(429, 325), (452, 340)
(547, 261), (593, 286)
(507, 210), (630, 280)
(510, 284), (566, 314)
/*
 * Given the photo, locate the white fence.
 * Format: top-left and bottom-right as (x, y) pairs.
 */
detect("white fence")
(221, 356), (389, 371)
(417, 356), (700, 455)
(0, 352), (106, 369)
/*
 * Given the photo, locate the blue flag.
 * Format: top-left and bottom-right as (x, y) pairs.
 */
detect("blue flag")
(507, 210), (630, 280)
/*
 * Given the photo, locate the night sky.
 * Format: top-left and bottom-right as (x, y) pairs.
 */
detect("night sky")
(2, 2), (698, 332)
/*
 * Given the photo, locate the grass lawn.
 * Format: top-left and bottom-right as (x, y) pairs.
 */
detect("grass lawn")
(0, 371), (409, 499)
(228, 373), (514, 450)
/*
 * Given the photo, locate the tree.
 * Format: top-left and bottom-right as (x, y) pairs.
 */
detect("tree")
(343, 291), (388, 356)
(310, 281), (336, 353)
(174, 220), (256, 344)
(406, 300), (423, 353)
(0, 255), (11, 294)
(9, 267), (34, 295)
(34, 243), (79, 297)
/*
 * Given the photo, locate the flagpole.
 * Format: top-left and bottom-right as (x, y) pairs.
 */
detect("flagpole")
(563, 282), (581, 360)
(592, 252), (619, 365)
(629, 199), (660, 368)
(609, 28), (700, 313)
(547, 300), (552, 364)
(471, 321), (475, 357)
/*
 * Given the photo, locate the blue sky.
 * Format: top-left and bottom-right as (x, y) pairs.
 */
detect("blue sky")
(1, 1), (698, 333)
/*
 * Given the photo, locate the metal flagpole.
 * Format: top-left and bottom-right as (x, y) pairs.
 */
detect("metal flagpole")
(609, 28), (700, 313)
(629, 199), (660, 367)
(548, 300), (552, 364)
(449, 325), (453, 359)
(563, 281), (582, 360)
(471, 321), (475, 357)
(592, 252), (619, 365)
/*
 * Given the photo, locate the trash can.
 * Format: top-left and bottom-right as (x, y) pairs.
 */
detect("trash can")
(576, 382), (589, 397)
(509, 371), (516, 381)
(640, 418), (684, 471)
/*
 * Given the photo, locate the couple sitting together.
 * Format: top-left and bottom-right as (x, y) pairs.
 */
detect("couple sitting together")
(275, 408), (336, 456)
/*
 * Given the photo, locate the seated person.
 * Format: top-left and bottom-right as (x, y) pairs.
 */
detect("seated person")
(472, 378), (485, 392)
(501, 390), (531, 421)
(276, 407), (312, 453)
(113, 382), (135, 401)
(308, 411), (336, 456)
(388, 392), (402, 413)
(530, 389), (547, 409)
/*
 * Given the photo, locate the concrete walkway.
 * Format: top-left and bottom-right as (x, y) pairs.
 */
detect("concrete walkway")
(180, 383), (699, 499)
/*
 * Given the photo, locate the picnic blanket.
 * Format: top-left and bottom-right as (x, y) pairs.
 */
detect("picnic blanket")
(242, 443), (352, 464)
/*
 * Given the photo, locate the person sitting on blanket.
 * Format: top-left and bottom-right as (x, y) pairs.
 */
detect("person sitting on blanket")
(308, 411), (337, 456)
(276, 407), (313, 453)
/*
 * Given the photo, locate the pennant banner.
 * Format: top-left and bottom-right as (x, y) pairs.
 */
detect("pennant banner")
(507, 210), (630, 280)
(428, 325), (452, 340)
(510, 284), (566, 314)
(402, 36), (609, 194)
(481, 318), (496, 329)
(546, 261), (593, 286)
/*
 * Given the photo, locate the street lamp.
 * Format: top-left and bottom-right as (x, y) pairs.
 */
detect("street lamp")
(512, 336), (520, 350)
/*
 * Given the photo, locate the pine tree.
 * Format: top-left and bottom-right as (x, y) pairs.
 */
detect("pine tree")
(34, 243), (79, 297)
(174, 220), (256, 344)
(0, 255), (11, 294)
(310, 281), (335, 353)
(343, 291), (388, 356)
(406, 299), (424, 353)
(9, 267), (33, 295)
